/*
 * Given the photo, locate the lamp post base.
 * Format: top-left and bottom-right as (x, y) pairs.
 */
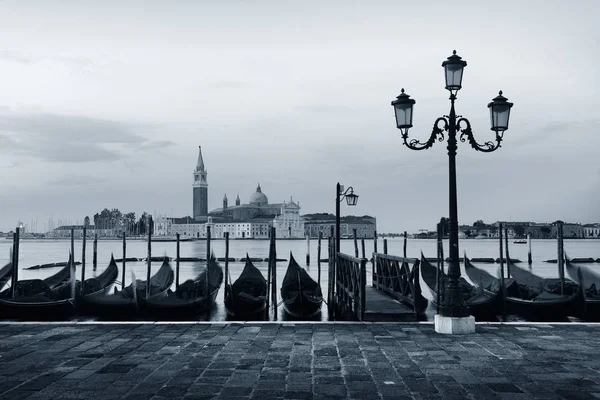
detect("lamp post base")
(434, 314), (475, 335)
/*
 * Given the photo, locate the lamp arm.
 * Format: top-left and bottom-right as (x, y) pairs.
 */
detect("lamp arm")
(458, 117), (503, 153)
(339, 186), (355, 202)
(402, 117), (448, 151)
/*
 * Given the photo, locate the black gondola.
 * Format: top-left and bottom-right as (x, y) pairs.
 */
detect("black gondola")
(420, 254), (500, 321)
(0, 260), (14, 292)
(280, 253), (323, 319)
(142, 256), (223, 318)
(225, 255), (267, 318)
(82, 258), (174, 319)
(565, 255), (600, 320)
(0, 255), (77, 320)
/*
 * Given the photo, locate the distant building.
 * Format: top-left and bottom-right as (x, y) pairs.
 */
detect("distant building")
(302, 213), (377, 239)
(583, 223), (600, 238)
(48, 225), (113, 238)
(551, 222), (583, 238)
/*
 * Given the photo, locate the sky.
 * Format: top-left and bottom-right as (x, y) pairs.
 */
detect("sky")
(0, 0), (599, 233)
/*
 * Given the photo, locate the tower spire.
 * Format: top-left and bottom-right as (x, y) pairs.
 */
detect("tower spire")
(196, 146), (205, 172)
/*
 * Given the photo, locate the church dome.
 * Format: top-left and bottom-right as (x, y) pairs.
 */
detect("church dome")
(249, 183), (268, 206)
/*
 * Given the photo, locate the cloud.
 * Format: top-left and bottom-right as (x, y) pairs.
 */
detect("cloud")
(0, 112), (167, 163)
(50, 175), (108, 186)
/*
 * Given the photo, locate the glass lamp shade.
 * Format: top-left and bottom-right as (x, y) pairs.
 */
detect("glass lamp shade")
(391, 88), (416, 129)
(488, 91), (514, 132)
(346, 192), (358, 206)
(442, 50), (467, 91)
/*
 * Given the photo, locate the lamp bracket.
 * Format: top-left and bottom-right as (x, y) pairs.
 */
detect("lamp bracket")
(403, 117), (448, 151)
(458, 117), (503, 153)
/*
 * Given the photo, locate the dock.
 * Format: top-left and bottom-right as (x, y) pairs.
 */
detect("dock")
(363, 286), (417, 321)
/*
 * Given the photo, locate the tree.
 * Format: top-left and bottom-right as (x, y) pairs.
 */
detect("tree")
(464, 229), (472, 238)
(473, 220), (486, 227)
(540, 227), (551, 238)
(83, 216), (90, 227)
(514, 225), (525, 238)
(438, 217), (449, 237)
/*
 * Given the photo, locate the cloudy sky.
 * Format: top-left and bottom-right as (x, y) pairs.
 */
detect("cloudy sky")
(0, 0), (599, 233)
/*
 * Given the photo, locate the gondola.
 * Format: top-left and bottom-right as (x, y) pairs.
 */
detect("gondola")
(504, 259), (585, 320)
(420, 254), (500, 321)
(280, 253), (323, 319)
(141, 256), (223, 319)
(225, 255), (267, 318)
(0, 255), (77, 320)
(565, 255), (600, 320)
(0, 259), (14, 291)
(77, 254), (119, 299)
(82, 258), (174, 319)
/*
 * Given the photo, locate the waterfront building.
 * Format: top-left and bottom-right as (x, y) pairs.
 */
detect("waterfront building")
(47, 225), (113, 238)
(583, 223), (600, 238)
(302, 213), (377, 239)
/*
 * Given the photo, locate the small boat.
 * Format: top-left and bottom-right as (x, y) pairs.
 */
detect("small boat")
(565, 255), (600, 320)
(420, 254), (500, 321)
(80, 254), (119, 297)
(0, 254), (77, 320)
(225, 255), (267, 318)
(82, 258), (174, 319)
(142, 256), (223, 318)
(0, 259), (14, 291)
(280, 253), (323, 319)
(513, 239), (527, 244)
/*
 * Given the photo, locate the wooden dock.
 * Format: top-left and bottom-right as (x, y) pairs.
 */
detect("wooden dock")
(363, 286), (417, 321)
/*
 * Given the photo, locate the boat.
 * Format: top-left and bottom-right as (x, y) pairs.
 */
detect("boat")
(280, 253), (323, 319)
(80, 254), (119, 297)
(81, 257), (174, 319)
(224, 255), (267, 318)
(513, 239), (527, 244)
(141, 256), (223, 318)
(420, 254), (501, 321)
(0, 255), (77, 320)
(565, 255), (600, 320)
(0, 259), (14, 291)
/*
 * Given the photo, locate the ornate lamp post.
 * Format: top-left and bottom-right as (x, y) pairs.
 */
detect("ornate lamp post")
(336, 183), (358, 254)
(391, 50), (513, 333)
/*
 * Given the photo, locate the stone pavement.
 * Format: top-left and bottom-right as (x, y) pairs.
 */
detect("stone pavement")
(0, 322), (599, 400)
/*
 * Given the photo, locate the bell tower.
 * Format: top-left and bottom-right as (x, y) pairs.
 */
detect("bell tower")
(193, 146), (208, 219)
(223, 194), (228, 210)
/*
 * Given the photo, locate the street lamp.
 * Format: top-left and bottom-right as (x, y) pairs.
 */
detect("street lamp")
(391, 50), (513, 333)
(336, 183), (358, 254)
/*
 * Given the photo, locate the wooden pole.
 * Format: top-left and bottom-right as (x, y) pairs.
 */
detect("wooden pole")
(383, 239), (388, 255)
(306, 235), (310, 266)
(11, 227), (20, 299)
(93, 232), (98, 271)
(353, 228), (359, 258)
(373, 230), (378, 254)
(266, 230), (272, 318)
(206, 226), (211, 313)
(122, 231), (126, 290)
(146, 218), (152, 298)
(271, 227), (277, 320)
(81, 225), (87, 294)
(360, 238), (365, 260)
(558, 222), (564, 295)
(317, 232), (322, 286)
(504, 226), (511, 278)
(175, 233), (180, 289)
(70, 228), (76, 299)
(527, 233), (532, 265)
(499, 222), (506, 321)
(224, 232), (230, 301)
(403, 231), (407, 258)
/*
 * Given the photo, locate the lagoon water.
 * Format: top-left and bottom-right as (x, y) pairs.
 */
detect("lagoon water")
(1, 237), (598, 321)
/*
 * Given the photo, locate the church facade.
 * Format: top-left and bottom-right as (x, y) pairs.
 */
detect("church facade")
(155, 147), (305, 239)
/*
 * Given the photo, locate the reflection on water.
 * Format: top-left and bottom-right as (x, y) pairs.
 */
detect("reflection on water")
(1, 238), (598, 321)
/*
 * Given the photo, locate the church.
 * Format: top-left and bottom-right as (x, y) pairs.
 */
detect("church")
(154, 147), (305, 239)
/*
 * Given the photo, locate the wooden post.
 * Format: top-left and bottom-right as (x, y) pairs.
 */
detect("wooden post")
(81, 225), (87, 294)
(70, 228), (76, 299)
(372, 231), (378, 287)
(329, 225), (335, 317)
(317, 232), (322, 286)
(271, 227), (277, 320)
(361, 238), (365, 260)
(373, 230), (378, 254)
(122, 231), (126, 290)
(11, 227), (20, 299)
(353, 228), (359, 258)
(504, 226), (511, 278)
(558, 222), (564, 295)
(359, 258), (366, 321)
(403, 231), (407, 258)
(93, 232), (98, 271)
(266, 230), (272, 318)
(306, 235), (310, 266)
(175, 233), (180, 289)
(206, 226), (211, 313)
(499, 222), (506, 321)
(224, 232), (230, 301)
(383, 239), (388, 255)
(146, 219), (152, 298)
(527, 233), (532, 265)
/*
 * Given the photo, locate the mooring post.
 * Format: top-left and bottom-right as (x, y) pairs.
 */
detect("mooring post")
(70, 228), (76, 299)
(266, 230), (272, 318)
(383, 239), (388, 255)
(499, 222), (506, 321)
(403, 231), (408, 258)
(122, 231), (126, 290)
(146, 219), (152, 298)
(317, 231), (322, 286)
(271, 227), (277, 320)
(224, 232), (230, 301)
(175, 233), (180, 289)
(81, 225), (87, 294)
(353, 228), (358, 258)
(11, 227), (20, 299)
(93, 232), (98, 271)
(558, 222), (565, 295)
(306, 234), (310, 266)
(206, 226), (211, 316)
(527, 233), (532, 265)
(504, 226), (511, 278)
(361, 238), (365, 260)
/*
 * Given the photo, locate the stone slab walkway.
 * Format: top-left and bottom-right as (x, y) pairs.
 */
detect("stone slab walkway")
(0, 322), (599, 400)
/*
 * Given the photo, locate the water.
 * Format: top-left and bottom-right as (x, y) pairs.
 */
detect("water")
(1, 237), (598, 321)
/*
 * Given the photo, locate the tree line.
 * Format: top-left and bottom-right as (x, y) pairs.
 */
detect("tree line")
(87, 208), (154, 235)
